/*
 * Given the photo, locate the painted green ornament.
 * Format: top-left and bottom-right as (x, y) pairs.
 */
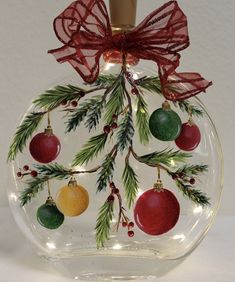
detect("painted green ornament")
(149, 101), (182, 141)
(37, 197), (64, 229)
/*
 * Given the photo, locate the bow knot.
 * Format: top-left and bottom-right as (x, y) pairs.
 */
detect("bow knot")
(48, 0), (212, 101)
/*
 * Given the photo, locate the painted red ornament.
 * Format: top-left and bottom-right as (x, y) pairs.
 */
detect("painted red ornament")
(175, 122), (201, 151)
(134, 188), (180, 236)
(29, 127), (61, 163)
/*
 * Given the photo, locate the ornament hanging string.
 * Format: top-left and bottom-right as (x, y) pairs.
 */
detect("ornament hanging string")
(48, 0), (212, 101)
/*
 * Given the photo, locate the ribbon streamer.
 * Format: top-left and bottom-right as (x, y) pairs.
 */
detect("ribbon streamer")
(49, 0), (212, 101)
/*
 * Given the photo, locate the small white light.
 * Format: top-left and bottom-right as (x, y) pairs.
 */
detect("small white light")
(170, 159), (176, 167)
(137, 189), (144, 197)
(46, 242), (56, 250)
(173, 234), (186, 241)
(9, 193), (17, 201)
(193, 206), (203, 214)
(133, 73), (139, 80)
(104, 63), (115, 71)
(112, 244), (122, 250)
(111, 218), (117, 223)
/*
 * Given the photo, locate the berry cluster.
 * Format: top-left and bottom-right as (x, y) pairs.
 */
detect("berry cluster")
(17, 165), (38, 179)
(172, 173), (196, 185)
(61, 91), (86, 108)
(107, 182), (135, 238)
(125, 72), (139, 96)
(103, 115), (118, 134)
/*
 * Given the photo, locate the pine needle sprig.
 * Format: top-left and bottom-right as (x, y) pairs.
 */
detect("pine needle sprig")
(176, 100), (203, 117)
(94, 74), (117, 88)
(175, 179), (210, 206)
(8, 112), (45, 161)
(122, 161), (139, 208)
(19, 176), (48, 206)
(136, 94), (151, 145)
(137, 149), (191, 168)
(117, 111), (134, 152)
(172, 164), (208, 177)
(137, 76), (162, 95)
(104, 76), (125, 124)
(97, 154), (116, 192)
(35, 163), (72, 180)
(84, 97), (105, 132)
(33, 85), (85, 110)
(72, 133), (108, 166)
(66, 95), (103, 133)
(95, 200), (114, 248)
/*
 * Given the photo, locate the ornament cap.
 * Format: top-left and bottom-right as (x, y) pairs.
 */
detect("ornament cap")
(44, 126), (53, 135)
(68, 178), (78, 187)
(154, 180), (164, 192)
(109, 0), (137, 33)
(162, 100), (171, 111)
(46, 196), (55, 205)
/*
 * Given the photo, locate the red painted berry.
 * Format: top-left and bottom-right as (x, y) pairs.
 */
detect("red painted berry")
(112, 188), (119, 195)
(131, 88), (139, 95)
(128, 222), (134, 229)
(112, 114), (118, 121)
(172, 175), (177, 180)
(103, 125), (111, 134)
(109, 182), (115, 189)
(79, 91), (86, 98)
(107, 195), (115, 203)
(122, 222), (128, 228)
(17, 172), (22, 178)
(125, 72), (132, 79)
(179, 172), (185, 179)
(190, 178), (196, 185)
(31, 171), (38, 178)
(61, 100), (67, 106)
(71, 101), (78, 107)
(128, 230), (135, 237)
(111, 123), (118, 129)
(23, 165), (29, 171)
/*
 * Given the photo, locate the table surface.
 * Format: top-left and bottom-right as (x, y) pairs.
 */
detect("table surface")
(0, 207), (234, 282)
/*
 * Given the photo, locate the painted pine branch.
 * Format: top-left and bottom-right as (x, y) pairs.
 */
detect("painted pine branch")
(94, 74), (117, 88)
(122, 161), (139, 208)
(33, 85), (85, 110)
(97, 154), (116, 192)
(19, 176), (48, 206)
(35, 163), (72, 180)
(177, 100), (203, 117)
(95, 200), (114, 248)
(104, 76), (125, 124)
(84, 97), (105, 132)
(66, 95), (103, 133)
(175, 179), (210, 206)
(137, 76), (162, 95)
(72, 133), (108, 166)
(117, 111), (134, 152)
(8, 112), (45, 161)
(172, 164), (208, 177)
(137, 149), (191, 168)
(136, 94), (151, 145)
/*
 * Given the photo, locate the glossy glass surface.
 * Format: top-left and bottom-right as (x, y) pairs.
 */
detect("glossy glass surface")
(8, 63), (223, 280)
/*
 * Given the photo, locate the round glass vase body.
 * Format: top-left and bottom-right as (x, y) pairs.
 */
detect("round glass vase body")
(8, 61), (223, 280)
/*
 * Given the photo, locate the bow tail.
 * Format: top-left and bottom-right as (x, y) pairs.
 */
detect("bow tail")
(161, 71), (212, 101)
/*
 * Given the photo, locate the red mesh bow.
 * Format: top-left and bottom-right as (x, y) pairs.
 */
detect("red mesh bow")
(49, 0), (212, 101)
